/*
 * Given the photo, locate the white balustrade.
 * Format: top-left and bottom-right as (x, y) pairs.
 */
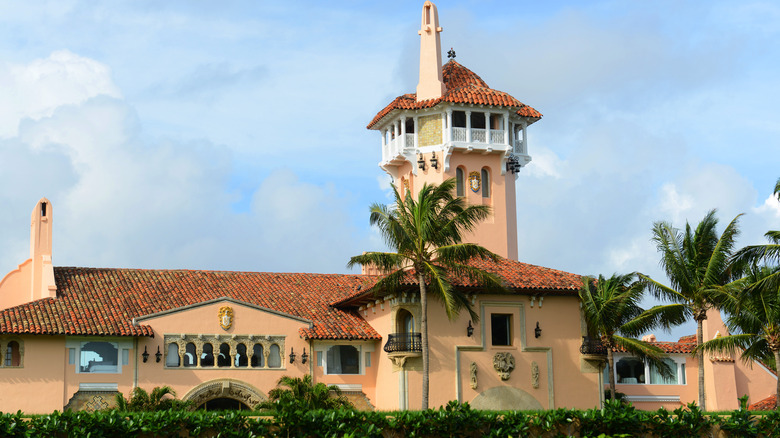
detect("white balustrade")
(514, 138), (524, 154)
(490, 130), (504, 144)
(452, 127), (467, 142)
(471, 128), (486, 143)
(405, 133), (415, 149)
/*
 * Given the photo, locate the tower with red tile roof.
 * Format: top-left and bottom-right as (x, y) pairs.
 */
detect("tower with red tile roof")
(368, 1), (542, 260)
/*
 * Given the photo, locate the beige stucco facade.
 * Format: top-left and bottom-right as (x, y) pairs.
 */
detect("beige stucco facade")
(0, 0), (775, 416)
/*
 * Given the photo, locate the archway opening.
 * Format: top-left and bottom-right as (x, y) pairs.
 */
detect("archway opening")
(197, 397), (251, 411)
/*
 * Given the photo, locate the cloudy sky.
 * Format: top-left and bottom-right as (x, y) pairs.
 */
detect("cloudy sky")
(1, 1), (778, 340)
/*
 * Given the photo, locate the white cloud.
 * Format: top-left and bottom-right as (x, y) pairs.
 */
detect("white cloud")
(754, 193), (780, 218)
(0, 50), (121, 138)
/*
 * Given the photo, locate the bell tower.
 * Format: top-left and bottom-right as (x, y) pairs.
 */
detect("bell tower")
(367, 1), (542, 260)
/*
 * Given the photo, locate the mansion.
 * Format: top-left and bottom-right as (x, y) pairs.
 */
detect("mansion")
(0, 1), (775, 414)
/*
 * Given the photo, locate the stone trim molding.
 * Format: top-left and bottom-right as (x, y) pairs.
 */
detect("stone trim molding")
(133, 296), (312, 326)
(454, 300), (554, 409)
(182, 378), (266, 409)
(164, 334), (285, 370)
(0, 336), (24, 368)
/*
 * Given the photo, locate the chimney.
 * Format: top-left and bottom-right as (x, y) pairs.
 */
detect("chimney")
(415, 1), (446, 102)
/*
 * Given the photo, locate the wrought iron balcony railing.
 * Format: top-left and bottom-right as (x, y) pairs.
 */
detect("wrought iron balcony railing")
(580, 336), (607, 355)
(384, 333), (422, 353)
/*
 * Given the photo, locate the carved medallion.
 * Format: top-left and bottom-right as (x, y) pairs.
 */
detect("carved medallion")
(493, 352), (515, 380)
(468, 171), (481, 193)
(531, 361), (540, 389)
(218, 306), (234, 331)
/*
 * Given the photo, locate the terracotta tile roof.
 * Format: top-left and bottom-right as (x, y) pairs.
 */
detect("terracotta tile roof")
(333, 257), (581, 306)
(0, 267), (380, 341)
(367, 60), (542, 129)
(677, 334), (696, 343)
(749, 395), (777, 411)
(645, 340), (695, 354)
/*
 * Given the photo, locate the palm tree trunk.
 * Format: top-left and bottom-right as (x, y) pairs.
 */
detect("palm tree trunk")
(697, 318), (706, 410)
(419, 272), (429, 410)
(607, 346), (616, 401)
(775, 350), (780, 409)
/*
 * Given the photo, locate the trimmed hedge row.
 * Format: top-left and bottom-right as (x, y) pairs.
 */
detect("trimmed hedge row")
(2, 400), (779, 437)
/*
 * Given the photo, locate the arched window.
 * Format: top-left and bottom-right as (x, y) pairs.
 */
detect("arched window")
(456, 168), (465, 197)
(218, 343), (231, 367)
(481, 168), (490, 198)
(235, 344), (248, 368)
(5, 341), (20, 367)
(397, 309), (414, 334)
(268, 344), (281, 368)
(251, 344), (264, 368)
(184, 343), (197, 367)
(201, 343), (214, 367)
(166, 343), (180, 367)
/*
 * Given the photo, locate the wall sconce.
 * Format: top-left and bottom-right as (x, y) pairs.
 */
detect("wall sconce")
(467, 320), (474, 337)
(289, 347), (296, 364)
(301, 348), (308, 364)
(430, 152), (439, 169)
(535, 322), (542, 338)
(417, 153), (426, 170)
(142, 346), (149, 363)
(155, 346), (162, 363)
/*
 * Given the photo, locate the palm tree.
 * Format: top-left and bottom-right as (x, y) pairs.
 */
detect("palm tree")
(348, 178), (505, 409)
(580, 273), (686, 401)
(639, 209), (742, 410)
(694, 265), (780, 408)
(114, 385), (187, 411)
(259, 375), (352, 411)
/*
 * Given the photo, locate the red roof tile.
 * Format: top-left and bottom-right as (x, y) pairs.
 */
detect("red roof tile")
(677, 334), (696, 343)
(645, 341), (695, 354)
(334, 257), (581, 306)
(367, 60), (542, 129)
(0, 267), (380, 341)
(749, 395), (777, 411)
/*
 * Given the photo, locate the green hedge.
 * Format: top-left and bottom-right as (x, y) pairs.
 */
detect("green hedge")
(2, 400), (780, 437)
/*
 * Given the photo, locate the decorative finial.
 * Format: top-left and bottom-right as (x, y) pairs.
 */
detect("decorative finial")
(447, 48), (456, 59)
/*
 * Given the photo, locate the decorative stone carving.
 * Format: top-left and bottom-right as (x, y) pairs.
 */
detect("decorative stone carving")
(469, 362), (478, 389)
(184, 379), (265, 409)
(218, 306), (234, 330)
(492, 352), (515, 380)
(531, 361), (539, 389)
(164, 334), (284, 369)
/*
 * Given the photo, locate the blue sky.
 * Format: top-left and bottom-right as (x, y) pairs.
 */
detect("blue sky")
(1, 1), (779, 340)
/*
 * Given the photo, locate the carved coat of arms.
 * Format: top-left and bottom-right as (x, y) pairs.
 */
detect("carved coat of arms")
(493, 352), (515, 380)
(468, 171), (481, 193)
(218, 306), (234, 330)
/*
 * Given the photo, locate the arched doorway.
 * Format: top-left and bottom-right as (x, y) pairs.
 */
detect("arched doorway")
(197, 397), (251, 411)
(182, 379), (266, 411)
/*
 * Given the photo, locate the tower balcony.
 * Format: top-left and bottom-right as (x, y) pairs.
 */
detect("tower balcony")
(378, 108), (531, 170)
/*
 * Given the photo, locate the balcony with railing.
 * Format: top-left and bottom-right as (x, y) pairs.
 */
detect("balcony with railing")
(580, 336), (607, 361)
(384, 333), (422, 353)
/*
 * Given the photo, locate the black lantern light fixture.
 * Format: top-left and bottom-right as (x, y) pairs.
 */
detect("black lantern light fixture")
(417, 153), (426, 170)
(155, 346), (162, 363)
(430, 151), (439, 169)
(467, 320), (474, 337)
(289, 347), (296, 364)
(142, 346), (149, 363)
(301, 348), (308, 364)
(534, 322), (542, 338)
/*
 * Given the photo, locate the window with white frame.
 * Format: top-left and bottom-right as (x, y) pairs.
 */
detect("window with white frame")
(79, 341), (119, 373)
(607, 355), (686, 385)
(326, 345), (360, 375)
